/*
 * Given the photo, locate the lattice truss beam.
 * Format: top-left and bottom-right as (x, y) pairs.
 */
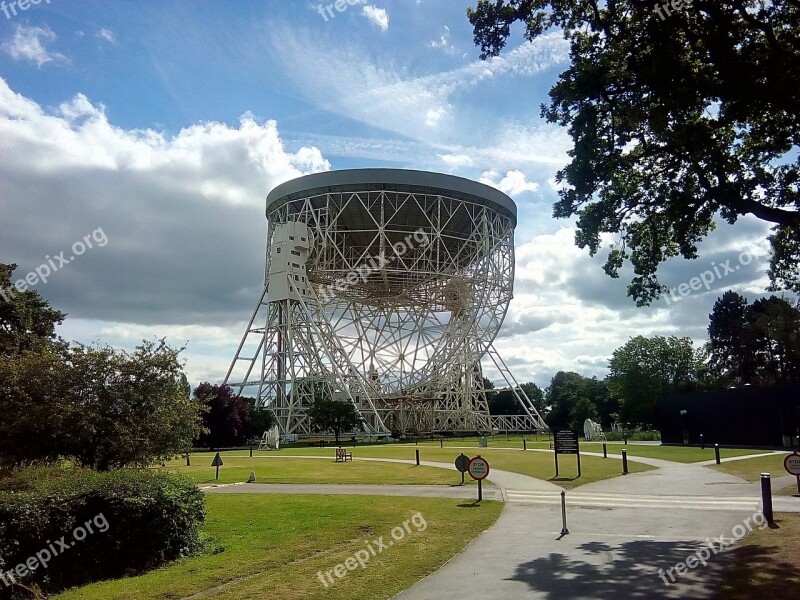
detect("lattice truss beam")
(225, 184), (544, 437)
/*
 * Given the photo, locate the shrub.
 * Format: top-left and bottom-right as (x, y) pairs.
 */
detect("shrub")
(0, 467), (205, 598)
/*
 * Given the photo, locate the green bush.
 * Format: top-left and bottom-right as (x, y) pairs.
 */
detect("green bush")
(0, 467), (205, 598)
(603, 429), (662, 442)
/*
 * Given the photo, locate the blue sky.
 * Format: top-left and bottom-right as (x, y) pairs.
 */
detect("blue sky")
(0, 0), (787, 388)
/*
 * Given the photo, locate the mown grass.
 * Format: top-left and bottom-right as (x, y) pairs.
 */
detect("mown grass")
(580, 443), (775, 464)
(192, 444), (653, 490)
(711, 453), (794, 482)
(163, 454), (463, 485)
(717, 513), (800, 600)
(55, 493), (502, 600)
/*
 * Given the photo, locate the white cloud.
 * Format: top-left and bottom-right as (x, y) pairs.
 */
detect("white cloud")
(480, 169), (539, 195)
(97, 28), (116, 44)
(268, 29), (569, 159)
(430, 25), (457, 55)
(362, 5), (389, 31)
(438, 153), (473, 168)
(0, 77), (334, 383)
(2, 25), (68, 67)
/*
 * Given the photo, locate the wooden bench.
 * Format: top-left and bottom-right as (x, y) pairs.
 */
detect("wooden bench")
(335, 447), (353, 462)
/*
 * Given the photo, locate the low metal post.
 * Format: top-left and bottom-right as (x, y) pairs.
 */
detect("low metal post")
(523, 439), (527, 451)
(440, 438), (443, 448)
(760, 473), (774, 524)
(602, 443), (607, 458)
(715, 444), (721, 465)
(415, 449), (420, 466)
(560, 491), (569, 535)
(700, 434), (704, 450)
(185, 453), (190, 466)
(622, 448), (628, 474)
(249, 446), (253, 458)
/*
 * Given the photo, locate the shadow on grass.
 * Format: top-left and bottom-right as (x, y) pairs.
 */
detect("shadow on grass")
(717, 541), (800, 599)
(457, 500), (483, 508)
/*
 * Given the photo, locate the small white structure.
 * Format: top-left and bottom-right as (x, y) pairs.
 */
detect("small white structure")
(259, 425), (281, 450)
(583, 418), (604, 441)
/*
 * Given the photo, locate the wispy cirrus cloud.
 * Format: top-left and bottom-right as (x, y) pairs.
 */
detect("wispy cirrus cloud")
(2, 24), (68, 67)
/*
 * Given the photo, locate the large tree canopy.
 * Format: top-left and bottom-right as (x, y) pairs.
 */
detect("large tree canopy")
(469, 1), (800, 303)
(0, 263), (65, 356)
(707, 291), (800, 385)
(607, 335), (701, 426)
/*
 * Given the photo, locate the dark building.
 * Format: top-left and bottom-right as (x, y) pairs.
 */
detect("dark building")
(659, 383), (800, 448)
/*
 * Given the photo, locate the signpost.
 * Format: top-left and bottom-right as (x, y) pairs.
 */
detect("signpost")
(467, 455), (490, 501)
(785, 452), (800, 493)
(553, 429), (581, 478)
(455, 453), (469, 486)
(211, 452), (224, 480)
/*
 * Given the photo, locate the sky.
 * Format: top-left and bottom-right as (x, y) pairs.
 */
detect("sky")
(0, 0), (792, 390)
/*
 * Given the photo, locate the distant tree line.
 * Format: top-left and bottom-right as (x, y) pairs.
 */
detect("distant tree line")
(486, 292), (800, 431)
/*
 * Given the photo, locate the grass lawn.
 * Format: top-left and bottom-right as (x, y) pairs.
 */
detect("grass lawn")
(717, 513), (800, 599)
(198, 444), (653, 490)
(581, 443), (775, 463)
(55, 493), (502, 600)
(164, 454), (463, 485)
(711, 453), (794, 482)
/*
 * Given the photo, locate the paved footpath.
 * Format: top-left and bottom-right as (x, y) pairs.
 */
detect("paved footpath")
(392, 454), (800, 600)
(204, 453), (800, 599)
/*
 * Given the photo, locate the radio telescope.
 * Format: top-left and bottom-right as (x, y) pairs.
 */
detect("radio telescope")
(224, 169), (546, 439)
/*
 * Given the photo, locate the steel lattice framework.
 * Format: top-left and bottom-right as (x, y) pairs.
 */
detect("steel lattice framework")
(225, 169), (547, 439)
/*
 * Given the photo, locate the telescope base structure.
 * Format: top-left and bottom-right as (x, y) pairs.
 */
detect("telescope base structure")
(225, 273), (546, 439)
(224, 169), (549, 441)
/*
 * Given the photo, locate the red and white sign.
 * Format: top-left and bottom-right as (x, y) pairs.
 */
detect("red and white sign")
(468, 455), (490, 480)
(785, 453), (800, 476)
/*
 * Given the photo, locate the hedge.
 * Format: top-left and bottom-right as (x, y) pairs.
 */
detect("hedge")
(0, 467), (205, 598)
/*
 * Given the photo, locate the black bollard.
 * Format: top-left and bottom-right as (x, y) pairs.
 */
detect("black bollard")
(440, 437), (443, 448)
(250, 446), (253, 458)
(603, 443), (607, 458)
(700, 434), (704, 450)
(622, 448), (628, 474)
(186, 453), (190, 466)
(715, 444), (721, 465)
(760, 473), (774, 524)
(523, 438), (527, 451)
(415, 449), (420, 466)
(560, 491), (569, 535)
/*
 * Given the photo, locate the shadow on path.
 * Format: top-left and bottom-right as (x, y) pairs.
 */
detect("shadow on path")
(506, 539), (731, 599)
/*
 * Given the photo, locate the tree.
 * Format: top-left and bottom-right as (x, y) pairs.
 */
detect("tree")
(468, 1), (800, 303)
(0, 340), (202, 470)
(545, 371), (588, 429)
(707, 291), (760, 385)
(308, 398), (361, 443)
(709, 292), (800, 386)
(749, 296), (800, 384)
(607, 336), (701, 427)
(545, 372), (609, 429)
(244, 397), (277, 441)
(0, 263), (65, 357)
(569, 396), (598, 431)
(193, 383), (250, 449)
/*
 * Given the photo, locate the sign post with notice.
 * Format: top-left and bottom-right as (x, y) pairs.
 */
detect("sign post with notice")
(554, 430), (581, 478)
(785, 452), (800, 494)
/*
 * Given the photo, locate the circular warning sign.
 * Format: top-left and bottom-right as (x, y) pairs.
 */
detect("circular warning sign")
(455, 454), (470, 473)
(468, 455), (490, 480)
(785, 453), (800, 476)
